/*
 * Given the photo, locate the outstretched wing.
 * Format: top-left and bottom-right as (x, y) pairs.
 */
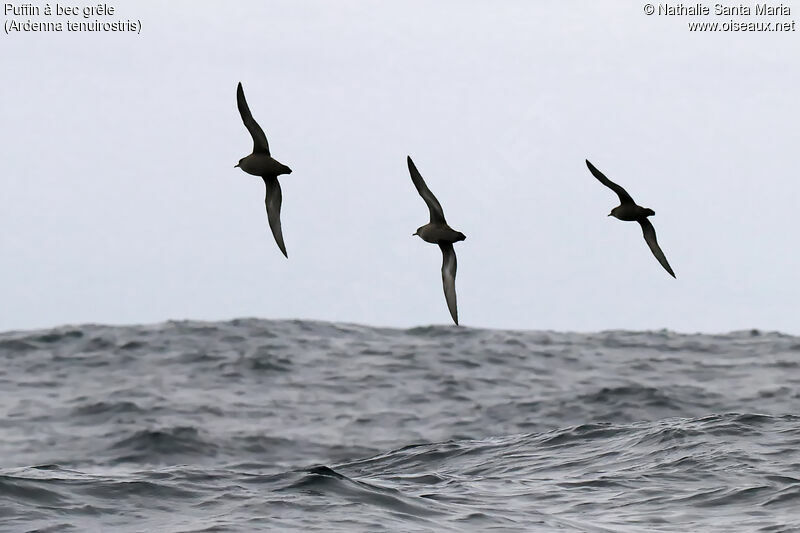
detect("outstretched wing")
(237, 82), (270, 155)
(586, 159), (635, 205)
(408, 156), (446, 224)
(263, 176), (287, 258)
(638, 218), (675, 278)
(439, 243), (459, 325)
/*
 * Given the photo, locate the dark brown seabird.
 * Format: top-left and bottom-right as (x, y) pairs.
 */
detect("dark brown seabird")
(407, 156), (466, 325)
(586, 159), (676, 278)
(235, 82), (292, 258)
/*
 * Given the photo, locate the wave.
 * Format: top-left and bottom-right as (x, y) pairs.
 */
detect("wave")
(2, 413), (799, 531)
(3, 319), (800, 530)
(107, 427), (220, 464)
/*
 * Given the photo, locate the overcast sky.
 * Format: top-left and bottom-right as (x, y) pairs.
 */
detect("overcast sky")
(2, 1), (798, 333)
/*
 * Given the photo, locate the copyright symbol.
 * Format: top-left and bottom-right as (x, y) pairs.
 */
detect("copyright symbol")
(644, 3), (655, 15)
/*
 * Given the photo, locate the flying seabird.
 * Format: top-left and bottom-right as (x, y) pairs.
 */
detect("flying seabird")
(407, 156), (466, 325)
(586, 159), (675, 278)
(235, 82), (292, 258)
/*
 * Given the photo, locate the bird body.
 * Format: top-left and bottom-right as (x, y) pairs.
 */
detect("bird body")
(609, 204), (655, 221)
(586, 159), (675, 278)
(407, 156), (465, 325)
(235, 82), (292, 258)
(235, 153), (291, 178)
(413, 223), (466, 245)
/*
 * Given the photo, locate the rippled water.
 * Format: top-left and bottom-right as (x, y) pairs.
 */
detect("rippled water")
(1, 319), (799, 531)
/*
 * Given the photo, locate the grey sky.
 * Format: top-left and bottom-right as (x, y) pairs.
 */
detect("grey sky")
(2, 1), (798, 333)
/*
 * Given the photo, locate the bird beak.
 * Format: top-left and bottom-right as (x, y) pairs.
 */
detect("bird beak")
(607, 213), (612, 217)
(234, 163), (240, 168)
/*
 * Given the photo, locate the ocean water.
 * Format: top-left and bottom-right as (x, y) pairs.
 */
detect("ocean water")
(1, 319), (799, 532)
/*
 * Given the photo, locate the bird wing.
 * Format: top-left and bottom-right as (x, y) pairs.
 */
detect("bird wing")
(638, 218), (675, 278)
(237, 82), (270, 155)
(586, 160), (635, 205)
(263, 176), (287, 258)
(407, 156), (447, 224)
(439, 243), (459, 325)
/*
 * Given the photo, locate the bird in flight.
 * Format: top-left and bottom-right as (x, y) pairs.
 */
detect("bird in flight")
(586, 159), (675, 278)
(407, 156), (467, 325)
(235, 82), (292, 258)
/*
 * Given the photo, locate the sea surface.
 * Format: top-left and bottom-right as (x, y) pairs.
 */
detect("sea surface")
(1, 319), (799, 532)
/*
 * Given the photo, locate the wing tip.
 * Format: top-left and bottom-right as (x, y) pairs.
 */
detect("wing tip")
(275, 240), (288, 258)
(407, 156), (422, 179)
(447, 303), (459, 326)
